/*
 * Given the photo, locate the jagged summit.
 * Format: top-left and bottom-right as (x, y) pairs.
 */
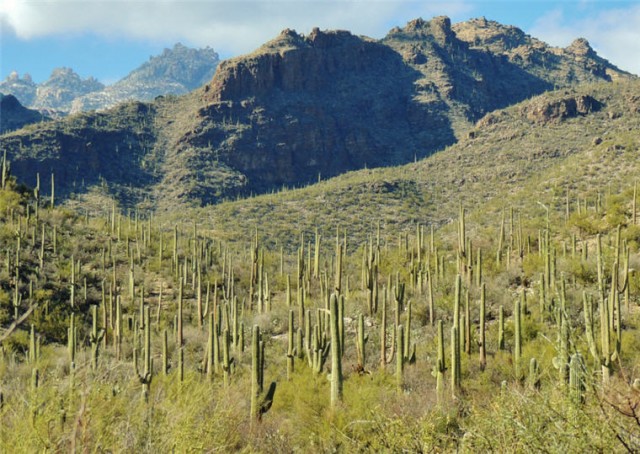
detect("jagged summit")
(71, 44), (220, 112)
(387, 16), (457, 45)
(206, 27), (386, 102)
(0, 44), (220, 114)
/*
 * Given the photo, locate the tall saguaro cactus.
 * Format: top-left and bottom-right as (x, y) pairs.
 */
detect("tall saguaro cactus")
(330, 293), (343, 407)
(251, 325), (262, 419)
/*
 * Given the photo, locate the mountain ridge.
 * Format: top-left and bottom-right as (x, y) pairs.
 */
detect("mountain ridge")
(0, 43), (220, 114)
(0, 16), (634, 211)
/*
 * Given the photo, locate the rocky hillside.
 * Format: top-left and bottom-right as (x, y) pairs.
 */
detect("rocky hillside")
(70, 43), (220, 112)
(0, 44), (219, 114)
(0, 17), (633, 209)
(193, 78), (640, 247)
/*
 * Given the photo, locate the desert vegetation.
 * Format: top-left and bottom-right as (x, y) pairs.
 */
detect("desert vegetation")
(1, 143), (640, 452)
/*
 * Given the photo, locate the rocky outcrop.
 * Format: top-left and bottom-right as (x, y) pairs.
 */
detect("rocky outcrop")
(521, 94), (602, 123)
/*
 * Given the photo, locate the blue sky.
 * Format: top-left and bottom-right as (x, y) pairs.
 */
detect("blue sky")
(1, 1), (640, 84)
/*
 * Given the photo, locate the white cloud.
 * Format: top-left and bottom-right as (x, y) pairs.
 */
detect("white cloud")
(531, 5), (640, 75)
(0, 0), (471, 56)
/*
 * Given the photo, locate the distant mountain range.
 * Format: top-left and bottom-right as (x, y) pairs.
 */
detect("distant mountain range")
(0, 43), (220, 114)
(0, 17), (635, 211)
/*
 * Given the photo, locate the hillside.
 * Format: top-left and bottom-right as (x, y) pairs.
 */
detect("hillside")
(0, 94), (49, 134)
(1, 84), (640, 451)
(193, 79), (640, 248)
(0, 16), (632, 210)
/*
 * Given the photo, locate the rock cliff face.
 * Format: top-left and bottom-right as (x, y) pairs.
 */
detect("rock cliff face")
(0, 17), (634, 209)
(170, 27), (452, 202)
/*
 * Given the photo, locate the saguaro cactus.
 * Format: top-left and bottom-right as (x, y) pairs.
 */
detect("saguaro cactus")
(330, 293), (343, 407)
(287, 310), (295, 380)
(251, 325), (262, 419)
(355, 313), (367, 372)
(569, 353), (585, 404)
(90, 305), (104, 370)
(136, 305), (152, 401)
(479, 284), (486, 371)
(514, 300), (522, 379)
(451, 325), (460, 396)
(433, 320), (446, 402)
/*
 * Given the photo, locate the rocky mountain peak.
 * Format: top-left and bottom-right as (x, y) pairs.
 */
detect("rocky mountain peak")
(452, 17), (534, 52)
(387, 16), (456, 45)
(206, 28), (381, 102)
(70, 44), (220, 112)
(32, 67), (104, 112)
(565, 38), (596, 57)
(0, 71), (38, 106)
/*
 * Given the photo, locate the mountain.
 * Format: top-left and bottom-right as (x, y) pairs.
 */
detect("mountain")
(70, 43), (220, 112)
(186, 78), (640, 247)
(0, 68), (104, 115)
(0, 17), (633, 210)
(0, 71), (38, 106)
(0, 44), (220, 114)
(30, 67), (105, 113)
(0, 94), (48, 134)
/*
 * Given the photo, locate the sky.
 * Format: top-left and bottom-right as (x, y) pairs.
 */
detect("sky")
(1, 0), (640, 84)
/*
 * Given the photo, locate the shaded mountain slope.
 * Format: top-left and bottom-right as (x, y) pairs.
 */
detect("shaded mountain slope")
(189, 80), (640, 248)
(0, 94), (49, 134)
